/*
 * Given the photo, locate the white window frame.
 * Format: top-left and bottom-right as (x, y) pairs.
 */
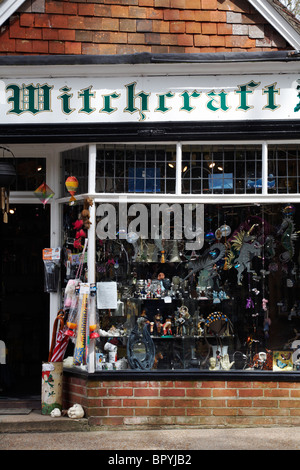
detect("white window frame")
(55, 138), (300, 369)
(57, 138), (300, 280)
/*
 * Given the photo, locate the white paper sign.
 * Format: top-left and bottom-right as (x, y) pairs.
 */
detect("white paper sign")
(97, 282), (118, 309)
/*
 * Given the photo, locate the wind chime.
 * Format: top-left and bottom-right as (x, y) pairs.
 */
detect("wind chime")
(0, 146), (17, 223)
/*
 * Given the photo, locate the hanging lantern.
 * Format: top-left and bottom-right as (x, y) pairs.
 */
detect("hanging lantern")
(65, 176), (79, 205)
(0, 146), (17, 223)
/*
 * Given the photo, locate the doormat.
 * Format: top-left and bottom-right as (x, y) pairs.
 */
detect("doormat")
(0, 408), (32, 414)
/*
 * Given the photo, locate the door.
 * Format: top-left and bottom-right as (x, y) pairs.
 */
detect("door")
(0, 204), (50, 396)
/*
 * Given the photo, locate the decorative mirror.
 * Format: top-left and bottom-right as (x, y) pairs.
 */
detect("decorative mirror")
(127, 321), (155, 370)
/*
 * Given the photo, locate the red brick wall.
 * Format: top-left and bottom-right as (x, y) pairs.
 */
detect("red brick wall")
(0, 0), (289, 55)
(63, 375), (300, 427)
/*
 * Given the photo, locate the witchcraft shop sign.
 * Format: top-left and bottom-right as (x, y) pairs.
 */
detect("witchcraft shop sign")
(96, 202), (204, 251)
(1, 74), (299, 123)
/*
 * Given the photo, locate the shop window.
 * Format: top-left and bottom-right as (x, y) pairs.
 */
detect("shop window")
(268, 145), (300, 194)
(10, 158), (46, 191)
(62, 199), (300, 373)
(182, 145), (262, 194)
(95, 144), (176, 194)
(61, 146), (88, 197)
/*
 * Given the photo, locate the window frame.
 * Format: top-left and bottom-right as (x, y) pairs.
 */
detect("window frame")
(57, 139), (300, 378)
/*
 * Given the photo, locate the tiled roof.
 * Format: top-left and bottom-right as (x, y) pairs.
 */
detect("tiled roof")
(0, 0), (298, 55)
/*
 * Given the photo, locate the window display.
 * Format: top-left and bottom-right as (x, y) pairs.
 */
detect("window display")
(61, 197), (300, 373)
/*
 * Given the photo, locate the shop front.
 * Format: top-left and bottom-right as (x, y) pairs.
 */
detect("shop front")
(2, 52), (300, 426)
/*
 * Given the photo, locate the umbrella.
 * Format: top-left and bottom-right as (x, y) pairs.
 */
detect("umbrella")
(48, 309), (69, 362)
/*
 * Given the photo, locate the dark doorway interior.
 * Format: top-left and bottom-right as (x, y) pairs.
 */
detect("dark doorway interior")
(0, 204), (50, 397)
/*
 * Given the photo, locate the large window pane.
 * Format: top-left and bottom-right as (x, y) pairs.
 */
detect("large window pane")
(96, 145), (176, 194)
(182, 145), (262, 194)
(61, 146), (89, 197)
(60, 202), (300, 373)
(268, 144), (300, 194)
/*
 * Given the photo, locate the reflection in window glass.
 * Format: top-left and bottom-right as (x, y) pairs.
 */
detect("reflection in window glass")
(96, 145), (176, 194)
(61, 146), (89, 197)
(182, 145), (262, 194)
(268, 145), (300, 194)
(10, 158), (46, 191)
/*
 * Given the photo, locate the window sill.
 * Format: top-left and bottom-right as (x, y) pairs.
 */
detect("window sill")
(63, 367), (300, 382)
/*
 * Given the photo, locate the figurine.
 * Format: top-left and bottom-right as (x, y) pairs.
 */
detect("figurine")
(154, 312), (163, 335)
(213, 291), (221, 304)
(67, 403), (85, 419)
(162, 317), (173, 336)
(181, 306), (193, 335)
(220, 354), (234, 370)
(197, 318), (205, 336)
(174, 305), (192, 335)
(141, 309), (150, 325)
(50, 408), (62, 417)
(153, 351), (164, 369)
(175, 308), (185, 335)
(209, 357), (218, 370)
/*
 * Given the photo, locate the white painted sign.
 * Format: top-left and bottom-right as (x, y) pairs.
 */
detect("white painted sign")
(0, 74), (299, 123)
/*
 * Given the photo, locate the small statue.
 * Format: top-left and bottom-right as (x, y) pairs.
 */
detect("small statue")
(220, 354), (234, 370)
(50, 408), (61, 417)
(209, 357), (218, 370)
(197, 317), (205, 336)
(175, 309), (185, 336)
(175, 305), (192, 335)
(153, 351), (164, 369)
(162, 317), (173, 336)
(154, 312), (163, 335)
(67, 403), (85, 419)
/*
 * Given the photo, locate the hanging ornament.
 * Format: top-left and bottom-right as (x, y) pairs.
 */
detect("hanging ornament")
(215, 228), (222, 240)
(220, 224), (231, 237)
(0, 188), (9, 223)
(65, 176), (79, 205)
(205, 230), (215, 243)
(282, 205), (295, 216)
(33, 182), (55, 208)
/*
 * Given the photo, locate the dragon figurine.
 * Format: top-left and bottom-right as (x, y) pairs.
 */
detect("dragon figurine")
(225, 225), (262, 285)
(278, 215), (298, 261)
(183, 243), (226, 291)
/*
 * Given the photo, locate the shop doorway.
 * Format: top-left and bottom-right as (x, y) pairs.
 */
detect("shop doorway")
(0, 204), (50, 397)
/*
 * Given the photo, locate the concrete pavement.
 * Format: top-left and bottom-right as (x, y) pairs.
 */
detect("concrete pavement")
(1, 410), (300, 450)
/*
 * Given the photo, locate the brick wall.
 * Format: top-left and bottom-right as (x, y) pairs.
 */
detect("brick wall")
(63, 374), (300, 428)
(0, 0), (289, 55)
